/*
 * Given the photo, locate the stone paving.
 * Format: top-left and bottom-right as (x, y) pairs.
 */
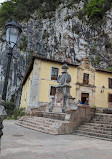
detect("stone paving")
(0, 120), (112, 159)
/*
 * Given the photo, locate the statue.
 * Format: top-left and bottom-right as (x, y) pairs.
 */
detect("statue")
(57, 63), (71, 86)
(47, 63), (78, 113)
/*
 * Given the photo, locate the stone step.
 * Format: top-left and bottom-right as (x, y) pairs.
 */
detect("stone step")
(92, 116), (112, 120)
(75, 113), (112, 141)
(32, 111), (67, 121)
(74, 132), (112, 141)
(91, 120), (112, 125)
(91, 119), (112, 123)
(93, 115), (112, 118)
(18, 118), (63, 129)
(78, 127), (112, 135)
(17, 122), (58, 135)
(21, 119), (55, 126)
(21, 117), (57, 123)
(91, 120), (112, 124)
(18, 121), (49, 130)
(20, 117), (60, 125)
(95, 113), (112, 117)
(43, 112), (66, 121)
(19, 120), (57, 130)
(76, 130), (112, 139)
(79, 125), (112, 131)
(86, 123), (112, 128)
(92, 117), (112, 120)
(29, 118), (70, 126)
(19, 118), (63, 128)
(18, 120), (53, 129)
(17, 121), (60, 134)
(17, 116), (70, 135)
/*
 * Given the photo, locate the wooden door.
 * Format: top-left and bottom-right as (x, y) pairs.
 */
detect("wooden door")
(81, 93), (89, 104)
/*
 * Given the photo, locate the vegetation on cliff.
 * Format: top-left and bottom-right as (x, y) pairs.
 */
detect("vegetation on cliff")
(0, 0), (62, 27)
(84, 0), (112, 20)
(0, 0), (112, 28)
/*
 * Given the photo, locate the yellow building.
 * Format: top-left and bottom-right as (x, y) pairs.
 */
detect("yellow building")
(20, 55), (112, 112)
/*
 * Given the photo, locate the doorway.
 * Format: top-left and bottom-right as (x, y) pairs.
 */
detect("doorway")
(81, 93), (89, 104)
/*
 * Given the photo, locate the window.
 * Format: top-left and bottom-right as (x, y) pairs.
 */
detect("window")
(83, 73), (89, 85)
(109, 78), (112, 89)
(51, 67), (59, 80)
(50, 86), (56, 96)
(108, 94), (112, 102)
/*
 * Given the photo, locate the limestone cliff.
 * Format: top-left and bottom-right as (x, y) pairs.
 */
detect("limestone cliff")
(0, 1), (112, 101)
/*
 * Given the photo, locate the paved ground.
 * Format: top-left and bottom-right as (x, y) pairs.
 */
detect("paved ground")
(0, 120), (112, 159)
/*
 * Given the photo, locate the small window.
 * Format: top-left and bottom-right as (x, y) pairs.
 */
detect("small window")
(51, 67), (59, 80)
(109, 78), (112, 89)
(83, 73), (89, 85)
(50, 86), (56, 96)
(109, 94), (112, 102)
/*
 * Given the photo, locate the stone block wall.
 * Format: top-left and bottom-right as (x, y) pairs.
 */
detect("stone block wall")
(28, 59), (41, 112)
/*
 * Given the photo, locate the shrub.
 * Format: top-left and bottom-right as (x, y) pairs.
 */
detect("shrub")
(5, 102), (16, 117)
(13, 107), (26, 120)
(105, 66), (112, 71)
(84, 0), (112, 20)
(5, 102), (26, 119)
(0, 0), (62, 28)
(92, 105), (96, 108)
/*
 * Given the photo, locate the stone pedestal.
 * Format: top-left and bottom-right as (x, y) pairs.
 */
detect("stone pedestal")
(53, 87), (64, 113)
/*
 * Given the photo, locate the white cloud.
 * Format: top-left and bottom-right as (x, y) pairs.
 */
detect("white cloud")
(0, 0), (6, 5)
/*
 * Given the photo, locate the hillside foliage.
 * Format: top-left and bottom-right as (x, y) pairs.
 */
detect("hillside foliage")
(0, 0), (112, 28)
(84, 0), (112, 20)
(105, 66), (112, 72)
(0, 0), (62, 27)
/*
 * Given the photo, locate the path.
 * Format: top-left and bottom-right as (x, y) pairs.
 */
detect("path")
(1, 120), (112, 159)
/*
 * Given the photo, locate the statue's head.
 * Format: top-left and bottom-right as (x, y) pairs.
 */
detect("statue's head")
(62, 63), (68, 73)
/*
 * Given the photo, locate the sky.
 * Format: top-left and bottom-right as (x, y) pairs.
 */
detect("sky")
(0, 0), (6, 5)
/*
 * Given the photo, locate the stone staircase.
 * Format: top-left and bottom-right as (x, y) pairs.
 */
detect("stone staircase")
(16, 116), (71, 135)
(75, 113), (112, 141)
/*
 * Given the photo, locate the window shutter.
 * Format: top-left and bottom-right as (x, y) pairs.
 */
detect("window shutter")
(50, 86), (56, 96)
(51, 67), (59, 80)
(83, 73), (89, 85)
(109, 94), (112, 102)
(109, 78), (112, 89)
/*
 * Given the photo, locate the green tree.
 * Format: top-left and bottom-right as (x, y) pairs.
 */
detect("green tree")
(84, 0), (105, 19)
(84, 0), (112, 20)
(0, 0), (62, 28)
(0, 1), (16, 27)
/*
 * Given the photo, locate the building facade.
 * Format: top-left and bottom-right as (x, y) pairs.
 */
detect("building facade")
(20, 56), (112, 112)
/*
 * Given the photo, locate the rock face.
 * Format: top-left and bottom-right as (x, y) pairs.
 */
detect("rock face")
(0, 1), (112, 101)
(0, 45), (27, 101)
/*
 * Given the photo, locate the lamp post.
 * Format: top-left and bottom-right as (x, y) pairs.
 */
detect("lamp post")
(0, 21), (22, 144)
(2, 20), (22, 101)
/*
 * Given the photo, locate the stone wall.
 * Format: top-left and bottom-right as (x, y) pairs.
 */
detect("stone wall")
(28, 59), (41, 112)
